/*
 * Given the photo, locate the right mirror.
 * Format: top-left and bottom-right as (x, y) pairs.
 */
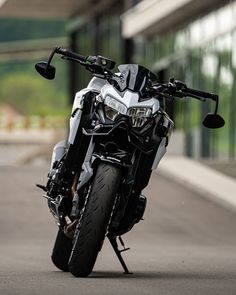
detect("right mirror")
(202, 113), (225, 129)
(35, 62), (56, 80)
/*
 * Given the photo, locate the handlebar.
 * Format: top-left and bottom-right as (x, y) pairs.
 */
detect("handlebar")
(153, 79), (218, 102)
(185, 87), (218, 101)
(45, 47), (218, 104)
(55, 47), (87, 63)
(54, 47), (116, 71)
(36, 47), (224, 128)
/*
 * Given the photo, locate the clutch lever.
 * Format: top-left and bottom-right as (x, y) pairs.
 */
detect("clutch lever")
(61, 55), (83, 64)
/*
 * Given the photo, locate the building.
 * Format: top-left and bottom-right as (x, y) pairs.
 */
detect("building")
(122, 0), (236, 160)
(0, 0), (235, 159)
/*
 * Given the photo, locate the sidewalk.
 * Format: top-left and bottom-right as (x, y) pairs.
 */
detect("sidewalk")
(0, 129), (65, 144)
(158, 155), (236, 212)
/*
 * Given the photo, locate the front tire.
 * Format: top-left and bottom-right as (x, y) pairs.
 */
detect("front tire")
(69, 163), (121, 277)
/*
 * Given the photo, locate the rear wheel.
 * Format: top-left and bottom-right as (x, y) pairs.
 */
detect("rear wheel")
(69, 162), (121, 277)
(51, 228), (73, 272)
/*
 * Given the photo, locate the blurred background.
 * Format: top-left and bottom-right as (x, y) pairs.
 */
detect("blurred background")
(0, 0), (236, 170)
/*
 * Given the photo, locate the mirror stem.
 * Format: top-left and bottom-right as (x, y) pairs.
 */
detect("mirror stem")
(46, 47), (58, 73)
(214, 95), (219, 114)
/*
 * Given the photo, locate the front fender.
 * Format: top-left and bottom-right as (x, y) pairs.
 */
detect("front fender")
(92, 153), (129, 169)
(76, 152), (126, 193)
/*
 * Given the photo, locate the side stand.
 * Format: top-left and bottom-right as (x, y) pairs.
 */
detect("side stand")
(108, 235), (133, 274)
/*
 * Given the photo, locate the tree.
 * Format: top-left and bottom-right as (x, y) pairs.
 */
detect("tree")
(0, 72), (68, 116)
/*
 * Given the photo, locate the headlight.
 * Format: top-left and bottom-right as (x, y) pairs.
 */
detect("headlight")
(104, 95), (127, 121)
(127, 107), (152, 118)
(127, 107), (152, 127)
(104, 105), (119, 121)
(104, 95), (152, 127)
(104, 95), (127, 115)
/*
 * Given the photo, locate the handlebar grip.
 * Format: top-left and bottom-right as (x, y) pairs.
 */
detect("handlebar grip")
(55, 47), (87, 62)
(186, 87), (218, 101)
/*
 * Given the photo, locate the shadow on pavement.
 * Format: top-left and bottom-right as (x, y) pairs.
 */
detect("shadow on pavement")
(89, 270), (236, 280)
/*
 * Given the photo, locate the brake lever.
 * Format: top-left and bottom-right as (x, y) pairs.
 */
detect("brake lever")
(154, 90), (175, 100)
(182, 92), (206, 101)
(169, 79), (206, 101)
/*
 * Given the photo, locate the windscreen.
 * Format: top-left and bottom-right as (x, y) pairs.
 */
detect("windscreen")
(115, 64), (157, 96)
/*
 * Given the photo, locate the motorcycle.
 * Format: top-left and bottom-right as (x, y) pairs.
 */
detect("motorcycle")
(35, 47), (225, 277)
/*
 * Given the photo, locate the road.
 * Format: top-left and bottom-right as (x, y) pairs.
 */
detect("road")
(0, 165), (236, 295)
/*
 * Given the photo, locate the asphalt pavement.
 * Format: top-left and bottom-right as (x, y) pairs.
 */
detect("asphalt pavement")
(0, 165), (236, 295)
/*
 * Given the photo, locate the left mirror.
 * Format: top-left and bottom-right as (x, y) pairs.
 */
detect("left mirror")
(35, 62), (56, 80)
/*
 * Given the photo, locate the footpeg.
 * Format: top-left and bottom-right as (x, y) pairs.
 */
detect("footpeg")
(36, 183), (47, 192)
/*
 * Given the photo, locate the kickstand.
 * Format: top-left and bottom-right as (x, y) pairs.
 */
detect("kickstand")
(108, 235), (133, 274)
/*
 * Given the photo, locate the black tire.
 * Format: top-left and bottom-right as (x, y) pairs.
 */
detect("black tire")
(51, 228), (73, 272)
(69, 163), (121, 277)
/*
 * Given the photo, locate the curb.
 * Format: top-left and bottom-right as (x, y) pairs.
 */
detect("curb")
(157, 156), (236, 212)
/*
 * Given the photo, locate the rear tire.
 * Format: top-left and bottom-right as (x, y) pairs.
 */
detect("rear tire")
(69, 163), (121, 277)
(51, 228), (73, 272)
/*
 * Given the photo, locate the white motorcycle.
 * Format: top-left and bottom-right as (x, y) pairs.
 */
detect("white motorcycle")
(36, 47), (225, 277)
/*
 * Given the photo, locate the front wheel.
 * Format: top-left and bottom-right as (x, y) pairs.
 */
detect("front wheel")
(68, 162), (121, 277)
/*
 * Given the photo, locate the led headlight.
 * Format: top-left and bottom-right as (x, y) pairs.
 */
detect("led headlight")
(104, 105), (119, 121)
(127, 107), (152, 127)
(104, 95), (127, 121)
(104, 95), (152, 127)
(104, 95), (127, 114)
